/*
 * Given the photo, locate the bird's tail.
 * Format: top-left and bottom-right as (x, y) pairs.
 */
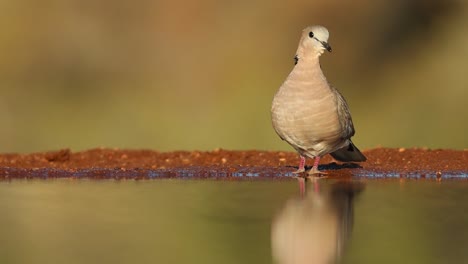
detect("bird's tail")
(330, 142), (366, 162)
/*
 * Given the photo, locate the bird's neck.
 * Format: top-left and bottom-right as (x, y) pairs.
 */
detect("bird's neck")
(295, 44), (322, 66)
(296, 55), (321, 67)
(295, 42), (324, 62)
(286, 54), (329, 93)
(294, 55), (325, 77)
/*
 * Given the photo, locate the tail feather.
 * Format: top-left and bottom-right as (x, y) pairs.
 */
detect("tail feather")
(330, 142), (366, 162)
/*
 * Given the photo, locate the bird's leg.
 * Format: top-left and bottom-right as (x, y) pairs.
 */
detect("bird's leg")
(308, 156), (327, 176)
(293, 155), (306, 174)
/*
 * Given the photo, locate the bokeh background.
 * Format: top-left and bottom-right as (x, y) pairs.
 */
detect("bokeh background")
(0, 0), (466, 153)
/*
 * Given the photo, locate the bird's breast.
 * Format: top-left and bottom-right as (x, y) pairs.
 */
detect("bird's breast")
(271, 68), (342, 151)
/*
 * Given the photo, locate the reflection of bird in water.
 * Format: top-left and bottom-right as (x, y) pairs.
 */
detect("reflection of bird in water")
(271, 180), (364, 264)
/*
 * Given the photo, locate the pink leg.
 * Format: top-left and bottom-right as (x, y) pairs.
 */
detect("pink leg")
(308, 156), (326, 175)
(293, 155), (306, 174)
(313, 156), (320, 168)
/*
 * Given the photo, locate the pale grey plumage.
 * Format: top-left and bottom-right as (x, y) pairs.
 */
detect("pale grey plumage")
(271, 25), (365, 174)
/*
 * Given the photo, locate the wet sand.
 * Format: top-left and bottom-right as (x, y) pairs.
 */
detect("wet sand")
(0, 148), (466, 180)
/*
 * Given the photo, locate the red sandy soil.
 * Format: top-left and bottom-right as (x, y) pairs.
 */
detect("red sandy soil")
(0, 148), (466, 179)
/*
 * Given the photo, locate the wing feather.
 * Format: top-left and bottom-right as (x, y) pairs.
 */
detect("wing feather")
(331, 87), (355, 140)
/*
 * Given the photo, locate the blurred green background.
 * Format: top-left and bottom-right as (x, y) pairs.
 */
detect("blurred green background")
(0, 0), (466, 153)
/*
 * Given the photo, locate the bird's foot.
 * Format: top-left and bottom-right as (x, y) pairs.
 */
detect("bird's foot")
(292, 155), (307, 176)
(293, 168), (306, 174)
(307, 167), (327, 178)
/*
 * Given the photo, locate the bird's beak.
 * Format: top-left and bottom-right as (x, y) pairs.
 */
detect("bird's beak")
(322, 41), (332, 52)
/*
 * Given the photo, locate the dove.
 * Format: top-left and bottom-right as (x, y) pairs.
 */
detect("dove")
(271, 25), (366, 175)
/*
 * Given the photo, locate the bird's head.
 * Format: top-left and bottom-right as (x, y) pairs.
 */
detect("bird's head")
(296, 25), (332, 59)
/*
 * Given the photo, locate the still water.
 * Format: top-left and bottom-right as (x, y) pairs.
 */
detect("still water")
(0, 179), (467, 264)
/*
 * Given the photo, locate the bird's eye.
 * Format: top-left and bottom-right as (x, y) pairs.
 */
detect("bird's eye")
(308, 32), (314, 38)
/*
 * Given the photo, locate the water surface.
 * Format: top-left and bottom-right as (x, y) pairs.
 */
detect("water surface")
(0, 179), (467, 264)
